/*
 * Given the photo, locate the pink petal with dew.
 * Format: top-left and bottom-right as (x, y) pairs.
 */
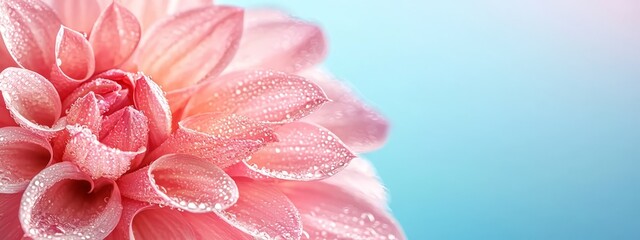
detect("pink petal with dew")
(0, 36), (18, 70)
(145, 114), (276, 168)
(44, 0), (100, 34)
(0, 127), (52, 193)
(0, 0), (61, 77)
(184, 70), (328, 123)
(49, 26), (95, 98)
(99, 106), (149, 169)
(134, 75), (171, 149)
(244, 121), (355, 181)
(215, 177), (302, 240)
(281, 181), (406, 240)
(135, 6), (243, 91)
(0, 192), (24, 239)
(302, 68), (389, 152)
(90, 2), (141, 73)
(118, 154), (239, 213)
(323, 158), (389, 207)
(66, 92), (102, 133)
(20, 162), (122, 239)
(105, 199), (196, 239)
(61, 78), (122, 113)
(63, 125), (145, 179)
(0, 68), (62, 137)
(165, 85), (198, 124)
(225, 19), (326, 73)
(181, 212), (254, 240)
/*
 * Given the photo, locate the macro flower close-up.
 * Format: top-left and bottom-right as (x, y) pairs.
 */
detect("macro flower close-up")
(0, 0), (404, 239)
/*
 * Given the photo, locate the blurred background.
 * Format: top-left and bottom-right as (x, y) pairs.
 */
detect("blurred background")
(224, 0), (640, 239)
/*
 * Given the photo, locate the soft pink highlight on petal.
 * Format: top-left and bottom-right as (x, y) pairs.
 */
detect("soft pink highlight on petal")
(0, 0), (61, 77)
(323, 158), (388, 207)
(245, 122), (355, 181)
(215, 177), (302, 240)
(20, 162), (122, 239)
(0, 68), (63, 137)
(302, 68), (389, 152)
(184, 70), (328, 123)
(45, 0), (101, 34)
(281, 181), (406, 240)
(181, 212), (254, 240)
(90, 2), (141, 73)
(0, 127), (52, 193)
(118, 154), (239, 213)
(134, 75), (171, 149)
(226, 19), (326, 73)
(135, 6), (243, 92)
(0, 192), (24, 239)
(63, 125), (145, 179)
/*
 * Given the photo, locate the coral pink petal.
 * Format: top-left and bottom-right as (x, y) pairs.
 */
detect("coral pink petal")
(215, 177), (302, 240)
(0, 37), (18, 70)
(0, 127), (52, 193)
(323, 158), (388, 207)
(66, 92), (102, 133)
(63, 125), (145, 179)
(131, 207), (196, 239)
(135, 6), (243, 92)
(226, 20), (326, 73)
(118, 154), (239, 213)
(165, 86), (197, 123)
(0, 192), (24, 239)
(104, 198), (150, 240)
(99, 107), (149, 152)
(281, 181), (406, 240)
(44, 0), (100, 34)
(90, 2), (141, 73)
(0, 68), (62, 137)
(302, 69), (389, 152)
(184, 70), (328, 123)
(245, 122), (355, 181)
(19, 162), (122, 239)
(0, 0), (61, 77)
(49, 27), (95, 98)
(180, 113), (277, 142)
(61, 78), (122, 112)
(181, 212), (254, 240)
(134, 76), (171, 149)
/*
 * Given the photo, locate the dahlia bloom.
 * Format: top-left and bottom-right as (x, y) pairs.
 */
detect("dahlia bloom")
(0, 0), (404, 239)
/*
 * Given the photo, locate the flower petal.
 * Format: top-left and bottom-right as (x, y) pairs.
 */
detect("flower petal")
(226, 19), (326, 73)
(216, 177), (302, 240)
(135, 6), (243, 91)
(66, 92), (102, 134)
(0, 0), (61, 77)
(180, 113), (277, 142)
(99, 107), (149, 152)
(61, 78), (122, 113)
(44, 0), (101, 34)
(131, 207), (196, 239)
(90, 2), (141, 73)
(0, 68), (62, 137)
(323, 158), (388, 207)
(0, 192), (24, 239)
(181, 212), (254, 240)
(48, 26), (96, 98)
(281, 181), (406, 240)
(104, 198), (150, 240)
(0, 127), (53, 193)
(184, 70), (328, 123)
(20, 162), (122, 239)
(117, 0), (214, 32)
(245, 122), (355, 181)
(302, 69), (389, 152)
(0, 37), (18, 70)
(63, 125), (145, 179)
(134, 75), (171, 149)
(118, 154), (239, 213)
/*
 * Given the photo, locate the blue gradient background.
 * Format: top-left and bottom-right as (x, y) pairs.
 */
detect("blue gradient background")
(224, 0), (640, 239)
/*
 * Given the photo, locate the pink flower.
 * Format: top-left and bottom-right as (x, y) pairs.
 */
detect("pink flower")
(0, 0), (404, 239)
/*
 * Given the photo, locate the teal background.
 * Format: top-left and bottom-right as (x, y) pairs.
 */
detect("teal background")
(224, 0), (640, 239)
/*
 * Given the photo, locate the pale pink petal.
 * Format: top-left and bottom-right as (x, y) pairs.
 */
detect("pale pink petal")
(244, 122), (355, 181)
(134, 75), (171, 149)
(165, 86), (197, 124)
(0, 37), (18, 70)
(20, 162), (122, 239)
(66, 92), (102, 134)
(323, 158), (388, 207)
(215, 177), (302, 239)
(0, 0), (61, 77)
(281, 181), (406, 240)
(63, 125), (145, 179)
(45, 0), (100, 34)
(117, 0), (169, 32)
(104, 198), (150, 240)
(118, 154), (239, 213)
(48, 26), (96, 98)
(90, 2), (141, 73)
(243, 8), (289, 28)
(0, 192), (24, 239)
(0, 68), (62, 137)
(135, 6), (243, 91)
(302, 68), (389, 152)
(145, 114), (276, 168)
(184, 70), (328, 123)
(131, 207), (196, 239)
(181, 212), (253, 240)
(0, 127), (52, 193)
(226, 19), (326, 73)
